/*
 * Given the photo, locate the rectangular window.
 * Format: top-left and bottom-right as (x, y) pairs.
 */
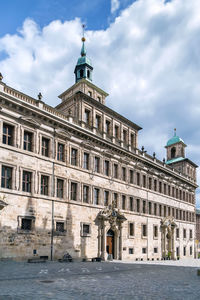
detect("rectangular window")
(129, 197), (133, 211)
(56, 222), (65, 232)
(159, 182), (162, 193)
(172, 187), (175, 197)
(95, 115), (101, 131)
(130, 170), (134, 184)
(129, 248), (134, 254)
(176, 228), (179, 239)
(164, 206), (166, 217)
(83, 152), (89, 170)
(24, 131), (33, 151)
(22, 171), (32, 193)
(159, 205), (162, 217)
(113, 193), (118, 208)
(82, 224), (90, 236)
(142, 224), (147, 237)
(183, 228), (186, 239)
(149, 202), (152, 215)
(105, 120), (110, 135)
(154, 203), (157, 216)
(190, 229), (193, 239)
(114, 164), (118, 179)
(3, 123), (14, 146)
(94, 188), (99, 205)
(183, 246), (186, 256)
(164, 184), (166, 195)
(1, 166), (12, 189)
(154, 247), (158, 254)
(168, 185), (171, 196)
(143, 175), (146, 188)
(148, 177), (152, 190)
(57, 179), (64, 198)
(104, 160), (109, 176)
(57, 143), (64, 161)
(168, 207), (171, 217)
(83, 185), (89, 203)
(41, 175), (49, 195)
(71, 182), (77, 201)
(71, 148), (78, 166)
(104, 190), (109, 206)
(84, 109), (90, 125)
(114, 125), (119, 139)
(94, 156), (100, 173)
(21, 218), (32, 231)
(131, 133), (134, 148)
(122, 195), (126, 210)
(154, 179), (157, 192)
(129, 223), (134, 236)
(142, 200), (146, 214)
(136, 172), (140, 186)
(154, 225), (158, 238)
(122, 167), (126, 181)
(190, 246), (192, 255)
(142, 248), (147, 254)
(123, 129), (127, 144)
(41, 137), (49, 157)
(136, 199), (140, 213)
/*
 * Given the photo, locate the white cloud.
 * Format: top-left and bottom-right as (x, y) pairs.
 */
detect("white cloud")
(0, 0), (200, 206)
(111, 0), (120, 14)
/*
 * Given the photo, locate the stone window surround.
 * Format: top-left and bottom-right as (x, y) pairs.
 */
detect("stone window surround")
(153, 225), (159, 239)
(69, 180), (80, 202)
(1, 119), (18, 147)
(0, 162), (17, 191)
(82, 150), (90, 170)
(70, 145), (79, 167)
(103, 189), (110, 206)
(56, 140), (65, 162)
(21, 126), (36, 153)
(129, 247), (134, 254)
(80, 222), (91, 237)
(39, 133), (52, 157)
(82, 184), (91, 204)
(54, 219), (67, 235)
(128, 222), (135, 238)
(93, 186), (101, 206)
(141, 224), (147, 238)
(17, 215), (35, 234)
(56, 177), (65, 199)
(19, 167), (36, 194)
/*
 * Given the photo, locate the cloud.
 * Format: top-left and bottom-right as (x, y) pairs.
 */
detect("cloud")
(111, 0), (120, 14)
(0, 0), (200, 206)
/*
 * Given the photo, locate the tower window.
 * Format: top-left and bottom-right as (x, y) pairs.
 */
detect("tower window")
(171, 147), (176, 158)
(80, 69), (84, 78)
(87, 70), (90, 78)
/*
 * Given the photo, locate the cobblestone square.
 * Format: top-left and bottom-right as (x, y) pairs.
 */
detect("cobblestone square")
(0, 260), (200, 300)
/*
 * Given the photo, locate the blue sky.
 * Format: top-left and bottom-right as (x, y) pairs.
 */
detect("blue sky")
(0, 0), (199, 207)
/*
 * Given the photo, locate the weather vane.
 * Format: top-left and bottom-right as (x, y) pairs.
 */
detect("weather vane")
(82, 24), (86, 42)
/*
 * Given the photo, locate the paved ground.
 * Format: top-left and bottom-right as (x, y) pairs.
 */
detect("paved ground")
(0, 260), (200, 300)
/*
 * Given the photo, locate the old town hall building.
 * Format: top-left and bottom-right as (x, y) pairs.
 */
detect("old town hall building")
(0, 36), (198, 261)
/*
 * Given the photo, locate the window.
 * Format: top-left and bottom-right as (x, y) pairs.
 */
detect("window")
(81, 223), (91, 236)
(41, 175), (49, 195)
(80, 69), (84, 78)
(148, 177), (152, 190)
(129, 197), (133, 211)
(142, 248), (147, 254)
(22, 171), (32, 193)
(129, 223), (134, 237)
(176, 228), (179, 239)
(176, 247), (180, 257)
(122, 167), (126, 181)
(95, 115), (101, 131)
(3, 123), (14, 146)
(142, 200), (146, 214)
(87, 70), (90, 79)
(104, 160), (109, 176)
(83, 185), (89, 203)
(172, 187), (175, 197)
(168, 207), (171, 217)
(190, 229), (193, 239)
(164, 184), (166, 195)
(97, 96), (101, 102)
(149, 202), (152, 215)
(123, 129), (127, 144)
(168, 185), (171, 196)
(113, 193), (118, 208)
(183, 228), (186, 239)
(130, 170), (134, 184)
(164, 206), (166, 217)
(88, 91), (92, 97)
(114, 164), (118, 179)
(154, 179), (157, 191)
(183, 246), (186, 256)
(143, 175), (146, 188)
(122, 195), (126, 210)
(56, 222), (65, 232)
(57, 143), (64, 161)
(190, 246), (192, 255)
(154, 247), (158, 254)
(41, 137), (49, 157)
(71, 148), (78, 166)
(71, 182), (77, 201)
(159, 205), (162, 217)
(105, 120), (110, 135)
(159, 182), (162, 193)
(24, 131), (33, 151)
(83, 152), (89, 170)
(171, 147), (176, 158)
(131, 133), (135, 148)
(153, 225), (158, 238)
(21, 218), (32, 231)
(104, 191), (109, 206)
(142, 224), (147, 237)
(154, 203), (157, 216)
(136, 199), (140, 213)
(94, 188), (99, 205)
(57, 179), (64, 198)
(114, 125), (119, 139)
(129, 248), (134, 254)
(94, 156), (100, 173)
(136, 173), (140, 186)
(84, 109), (90, 125)
(1, 166), (12, 189)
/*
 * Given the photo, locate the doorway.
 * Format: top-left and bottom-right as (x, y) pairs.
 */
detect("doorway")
(106, 229), (114, 257)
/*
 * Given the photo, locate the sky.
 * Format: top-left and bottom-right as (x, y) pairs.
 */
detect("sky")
(0, 0), (200, 207)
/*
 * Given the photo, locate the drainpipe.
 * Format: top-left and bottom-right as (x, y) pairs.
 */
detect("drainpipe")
(50, 129), (55, 261)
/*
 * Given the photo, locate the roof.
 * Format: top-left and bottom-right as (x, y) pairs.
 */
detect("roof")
(196, 209), (200, 215)
(166, 135), (185, 147)
(166, 157), (185, 165)
(76, 56), (92, 67)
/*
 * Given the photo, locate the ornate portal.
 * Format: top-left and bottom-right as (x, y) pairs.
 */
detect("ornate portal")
(161, 217), (177, 259)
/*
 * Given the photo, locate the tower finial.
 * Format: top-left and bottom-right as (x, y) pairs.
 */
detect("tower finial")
(81, 24), (86, 57)
(174, 128), (176, 136)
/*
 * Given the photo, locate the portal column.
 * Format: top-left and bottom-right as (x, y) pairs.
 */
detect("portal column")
(119, 223), (123, 260)
(101, 222), (106, 260)
(171, 227), (175, 259)
(98, 224), (101, 257)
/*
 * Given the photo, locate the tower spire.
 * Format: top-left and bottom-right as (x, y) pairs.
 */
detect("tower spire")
(81, 24), (86, 57)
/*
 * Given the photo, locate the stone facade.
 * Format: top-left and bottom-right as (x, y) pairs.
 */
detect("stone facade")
(0, 40), (198, 261)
